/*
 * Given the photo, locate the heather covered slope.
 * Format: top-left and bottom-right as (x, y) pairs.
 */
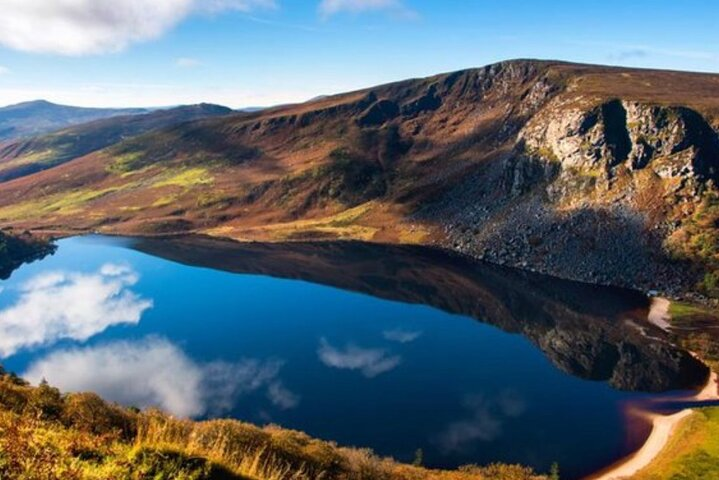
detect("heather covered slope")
(0, 60), (718, 299)
(0, 103), (233, 182)
(0, 100), (147, 141)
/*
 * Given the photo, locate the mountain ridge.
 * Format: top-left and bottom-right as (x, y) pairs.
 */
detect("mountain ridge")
(0, 103), (233, 182)
(0, 59), (718, 301)
(0, 99), (149, 141)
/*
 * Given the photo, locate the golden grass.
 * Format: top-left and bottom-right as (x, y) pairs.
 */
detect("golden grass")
(152, 194), (179, 208)
(0, 187), (126, 220)
(206, 202), (380, 242)
(0, 371), (547, 480)
(398, 225), (432, 244)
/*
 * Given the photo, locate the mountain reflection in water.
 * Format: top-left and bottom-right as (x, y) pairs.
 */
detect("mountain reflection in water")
(130, 235), (709, 393)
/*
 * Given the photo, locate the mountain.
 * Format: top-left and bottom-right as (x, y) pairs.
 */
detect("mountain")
(0, 60), (717, 300)
(0, 103), (233, 182)
(0, 100), (148, 141)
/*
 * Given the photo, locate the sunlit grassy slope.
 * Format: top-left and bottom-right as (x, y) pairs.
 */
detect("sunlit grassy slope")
(632, 408), (719, 479)
(0, 370), (547, 480)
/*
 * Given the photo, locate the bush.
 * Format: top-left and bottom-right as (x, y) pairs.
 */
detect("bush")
(26, 380), (63, 422)
(62, 392), (137, 439)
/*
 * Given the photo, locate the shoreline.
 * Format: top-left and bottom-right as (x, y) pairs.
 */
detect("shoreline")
(587, 371), (718, 480)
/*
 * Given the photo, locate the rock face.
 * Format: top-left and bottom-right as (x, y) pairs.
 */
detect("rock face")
(519, 99), (719, 186)
(435, 72), (719, 299)
(0, 60), (718, 301)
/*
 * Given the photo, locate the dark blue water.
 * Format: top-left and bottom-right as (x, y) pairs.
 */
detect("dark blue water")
(0, 236), (701, 479)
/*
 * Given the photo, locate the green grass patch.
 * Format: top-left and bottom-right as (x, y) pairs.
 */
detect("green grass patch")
(106, 152), (146, 175)
(0, 187), (121, 220)
(669, 302), (715, 323)
(153, 168), (214, 189)
(635, 408), (719, 480)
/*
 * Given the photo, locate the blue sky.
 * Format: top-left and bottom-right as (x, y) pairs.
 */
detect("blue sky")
(0, 0), (717, 108)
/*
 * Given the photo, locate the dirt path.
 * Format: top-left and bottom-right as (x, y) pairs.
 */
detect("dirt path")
(647, 297), (671, 330)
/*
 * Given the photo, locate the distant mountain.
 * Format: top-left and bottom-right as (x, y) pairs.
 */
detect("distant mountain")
(0, 60), (717, 300)
(0, 103), (234, 181)
(0, 100), (148, 141)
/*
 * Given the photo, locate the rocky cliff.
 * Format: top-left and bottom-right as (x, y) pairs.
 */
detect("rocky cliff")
(0, 60), (717, 300)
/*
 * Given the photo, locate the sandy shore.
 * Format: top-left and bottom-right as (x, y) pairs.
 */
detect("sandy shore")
(647, 297), (671, 330)
(587, 371), (718, 480)
(588, 409), (693, 480)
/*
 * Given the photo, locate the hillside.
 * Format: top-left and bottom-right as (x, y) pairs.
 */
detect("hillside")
(0, 100), (147, 141)
(0, 60), (718, 299)
(0, 103), (233, 182)
(0, 370), (547, 480)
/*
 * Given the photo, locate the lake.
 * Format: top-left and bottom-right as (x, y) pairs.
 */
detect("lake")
(0, 235), (709, 479)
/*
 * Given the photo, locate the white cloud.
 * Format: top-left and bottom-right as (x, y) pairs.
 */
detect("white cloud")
(23, 337), (294, 418)
(204, 0), (277, 13)
(317, 338), (401, 378)
(435, 391), (527, 454)
(319, 0), (416, 18)
(0, 264), (152, 358)
(382, 328), (422, 344)
(176, 57), (202, 68)
(0, 66), (9, 76)
(0, 0), (276, 56)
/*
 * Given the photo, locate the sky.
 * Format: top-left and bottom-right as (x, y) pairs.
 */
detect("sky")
(0, 0), (717, 109)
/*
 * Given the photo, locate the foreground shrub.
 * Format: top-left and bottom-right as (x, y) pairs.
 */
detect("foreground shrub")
(0, 371), (549, 480)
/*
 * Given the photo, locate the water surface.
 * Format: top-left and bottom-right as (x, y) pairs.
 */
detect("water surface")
(0, 236), (708, 479)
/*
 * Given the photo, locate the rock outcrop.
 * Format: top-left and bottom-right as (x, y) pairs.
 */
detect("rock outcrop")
(0, 60), (718, 301)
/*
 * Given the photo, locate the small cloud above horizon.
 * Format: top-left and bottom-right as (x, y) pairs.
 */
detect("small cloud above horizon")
(0, 66), (9, 75)
(319, 0), (417, 19)
(608, 48), (650, 62)
(176, 57), (202, 68)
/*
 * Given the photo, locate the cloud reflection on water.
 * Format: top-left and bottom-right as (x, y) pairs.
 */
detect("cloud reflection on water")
(317, 337), (401, 378)
(435, 390), (528, 454)
(382, 328), (423, 344)
(0, 264), (152, 358)
(23, 336), (299, 418)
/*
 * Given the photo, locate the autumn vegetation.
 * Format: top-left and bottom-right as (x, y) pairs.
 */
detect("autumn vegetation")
(0, 368), (547, 480)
